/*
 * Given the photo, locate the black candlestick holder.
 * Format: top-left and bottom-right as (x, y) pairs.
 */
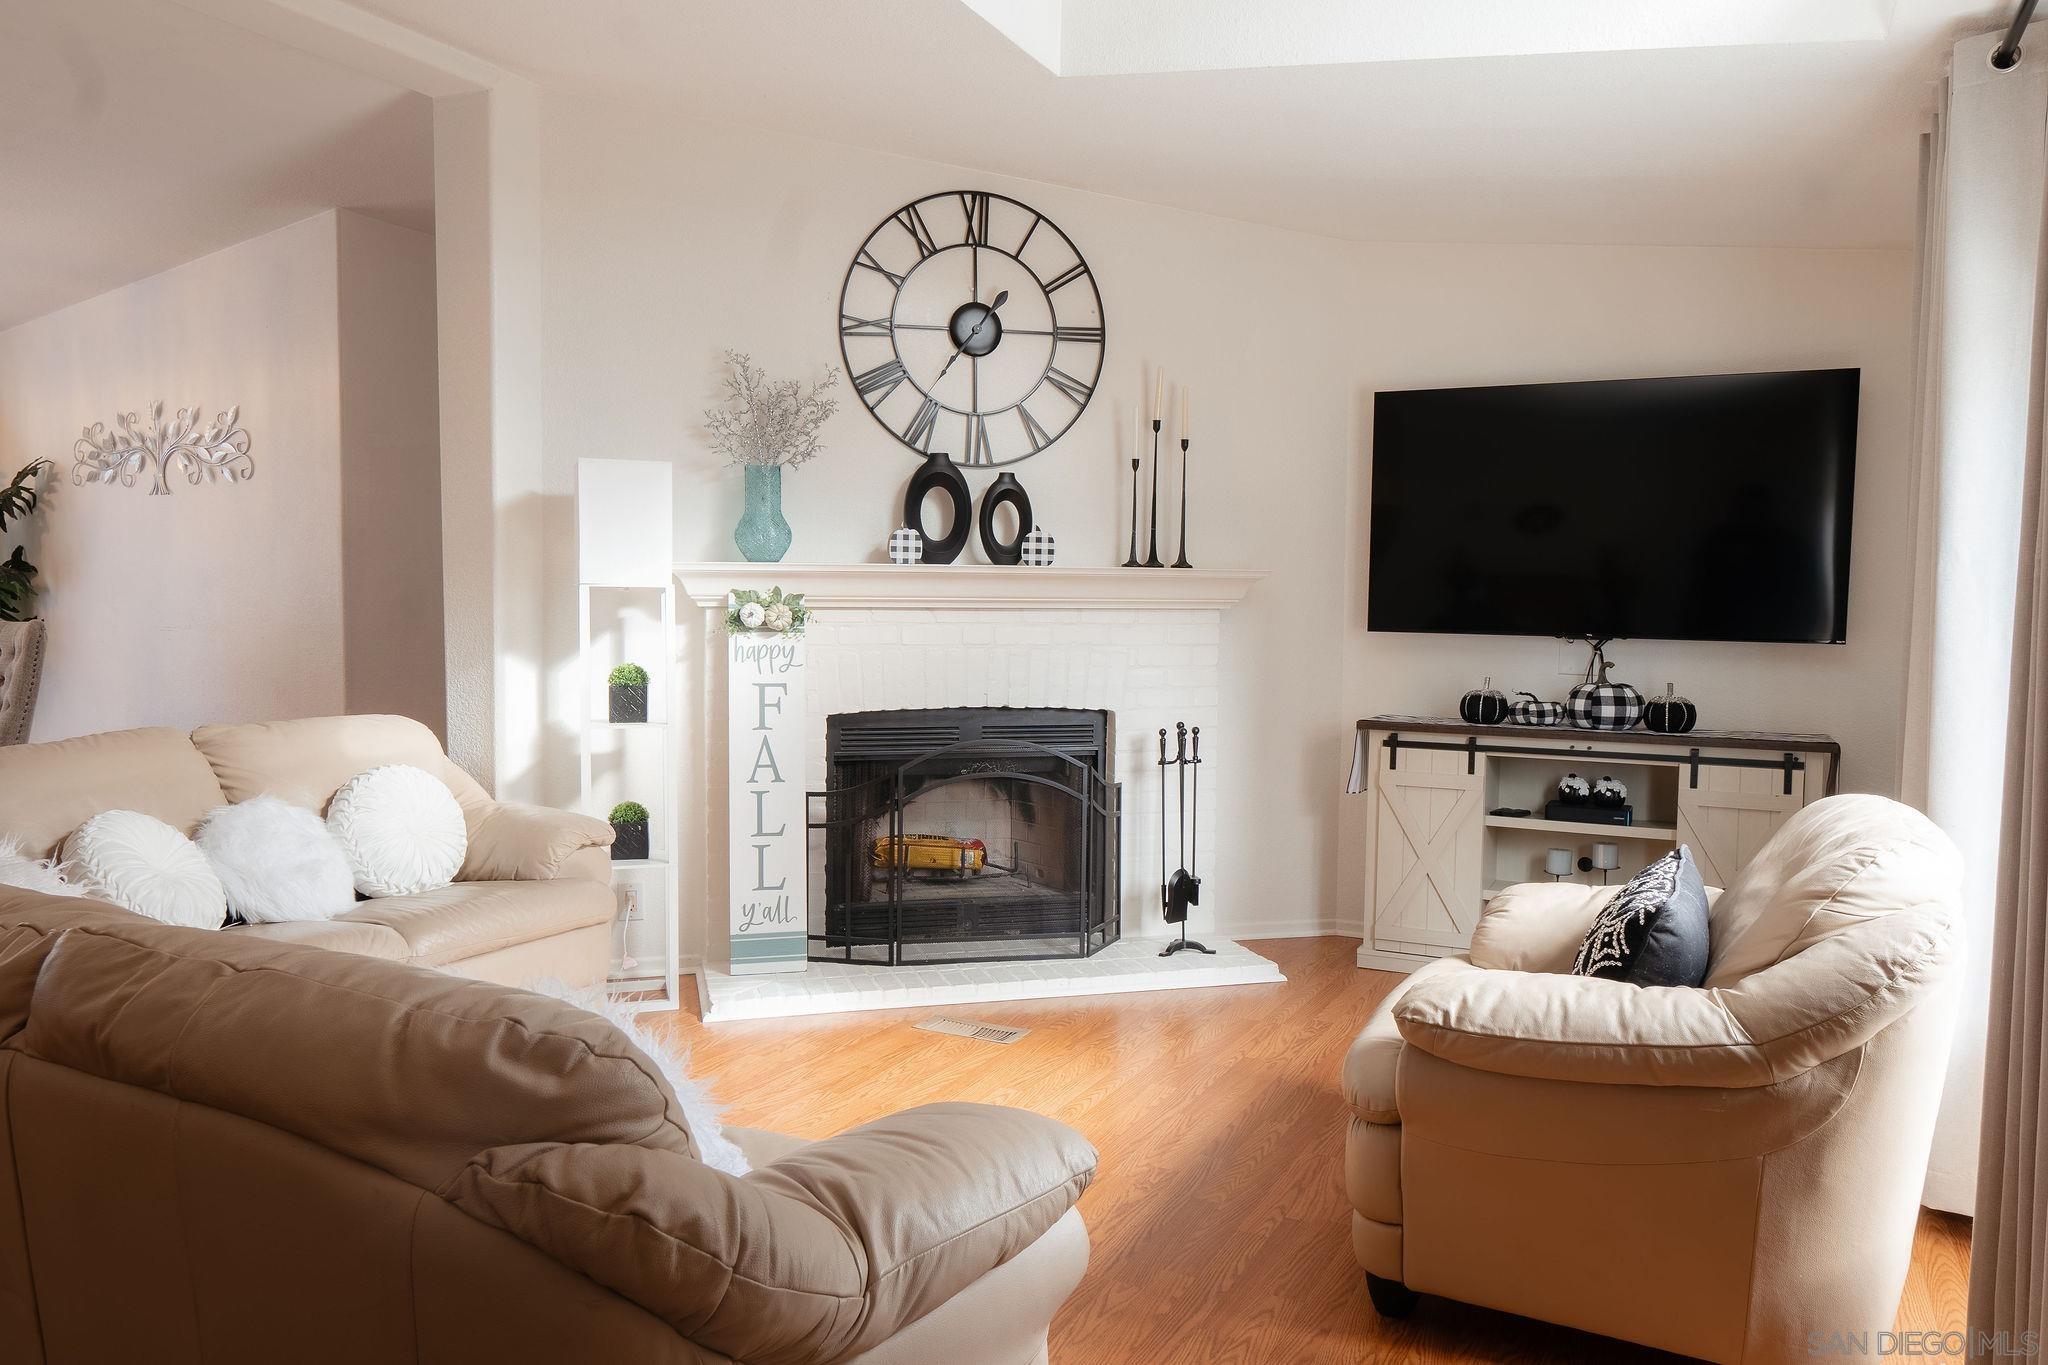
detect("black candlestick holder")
(1123, 456), (1141, 568)
(1171, 437), (1192, 569)
(1144, 419), (1165, 568)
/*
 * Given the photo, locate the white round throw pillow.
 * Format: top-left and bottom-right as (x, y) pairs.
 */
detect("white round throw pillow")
(63, 810), (227, 930)
(196, 796), (357, 924)
(327, 764), (467, 898)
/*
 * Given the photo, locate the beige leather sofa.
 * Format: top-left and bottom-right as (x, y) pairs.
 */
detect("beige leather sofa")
(1344, 794), (1961, 1363)
(0, 892), (1096, 1363)
(0, 715), (618, 986)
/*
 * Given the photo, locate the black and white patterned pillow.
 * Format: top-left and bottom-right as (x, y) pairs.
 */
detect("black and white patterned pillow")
(1569, 845), (1710, 987)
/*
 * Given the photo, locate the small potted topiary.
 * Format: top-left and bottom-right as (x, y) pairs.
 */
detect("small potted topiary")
(608, 801), (650, 861)
(608, 662), (649, 723)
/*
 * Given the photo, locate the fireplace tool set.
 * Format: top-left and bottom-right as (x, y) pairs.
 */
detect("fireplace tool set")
(1158, 722), (1212, 957)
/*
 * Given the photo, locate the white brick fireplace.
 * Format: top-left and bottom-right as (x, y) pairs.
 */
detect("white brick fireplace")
(675, 564), (1278, 1017)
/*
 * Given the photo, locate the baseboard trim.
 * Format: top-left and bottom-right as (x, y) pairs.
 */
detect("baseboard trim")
(1226, 920), (1360, 941)
(1356, 945), (1439, 974)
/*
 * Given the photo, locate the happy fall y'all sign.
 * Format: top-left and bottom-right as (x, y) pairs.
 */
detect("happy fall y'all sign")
(728, 633), (807, 974)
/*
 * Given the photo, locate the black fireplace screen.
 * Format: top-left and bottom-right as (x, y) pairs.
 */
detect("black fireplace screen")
(810, 708), (1120, 965)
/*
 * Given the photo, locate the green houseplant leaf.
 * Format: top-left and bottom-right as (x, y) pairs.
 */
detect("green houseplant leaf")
(0, 546), (35, 624)
(0, 460), (49, 536)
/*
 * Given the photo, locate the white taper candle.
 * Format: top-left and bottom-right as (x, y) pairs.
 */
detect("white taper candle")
(1152, 369), (1164, 424)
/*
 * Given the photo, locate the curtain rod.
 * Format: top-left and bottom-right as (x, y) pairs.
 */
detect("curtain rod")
(1995, 0), (2039, 69)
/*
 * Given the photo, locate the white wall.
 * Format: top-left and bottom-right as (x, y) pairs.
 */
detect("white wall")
(1340, 246), (1914, 789)
(1336, 245), (1917, 934)
(0, 210), (443, 742)
(0, 214), (345, 739)
(434, 81), (548, 797)
(538, 93), (1355, 945)
(338, 210), (446, 732)
(530, 92), (1914, 946)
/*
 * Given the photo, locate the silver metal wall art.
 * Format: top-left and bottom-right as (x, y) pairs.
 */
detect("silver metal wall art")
(72, 401), (253, 495)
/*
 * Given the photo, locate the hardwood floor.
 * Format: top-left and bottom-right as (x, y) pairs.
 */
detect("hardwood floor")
(653, 936), (1973, 1363)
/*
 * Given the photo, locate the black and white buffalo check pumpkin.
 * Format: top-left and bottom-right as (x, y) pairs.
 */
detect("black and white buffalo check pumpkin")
(1020, 526), (1056, 567)
(888, 526), (924, 565)
(1567, 678), (1643, 730)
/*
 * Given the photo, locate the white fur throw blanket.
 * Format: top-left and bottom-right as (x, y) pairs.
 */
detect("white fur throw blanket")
(0, 837), (90, 898)
(525, 978), (749, 1177)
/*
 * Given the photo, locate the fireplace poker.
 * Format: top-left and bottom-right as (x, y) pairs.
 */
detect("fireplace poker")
(1157, 728), (1169, 926)
(1176, 722), (1187, 875)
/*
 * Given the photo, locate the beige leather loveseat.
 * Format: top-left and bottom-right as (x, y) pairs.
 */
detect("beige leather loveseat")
(1344, 794), (1961, 1362)
(0, 893), (1097, 1363)
(0, 714), (617, 985)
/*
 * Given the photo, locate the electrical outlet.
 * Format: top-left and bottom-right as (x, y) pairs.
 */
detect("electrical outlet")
(1558, 638), (1585, 677)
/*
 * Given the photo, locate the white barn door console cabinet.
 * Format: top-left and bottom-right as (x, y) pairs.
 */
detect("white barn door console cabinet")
(1353, 715), (1840, 973)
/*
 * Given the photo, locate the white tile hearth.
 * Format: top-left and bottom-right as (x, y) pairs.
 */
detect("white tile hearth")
(696, 936), (1285, 1022)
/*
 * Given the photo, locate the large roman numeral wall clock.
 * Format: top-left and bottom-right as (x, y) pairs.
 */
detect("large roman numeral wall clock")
(838, 191), (1105, 467)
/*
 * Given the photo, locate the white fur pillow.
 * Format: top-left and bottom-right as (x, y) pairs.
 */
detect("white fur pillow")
(0, 836), (89, 898)
(526, 977), (749, 1177)
(62, 811), (227, 929)
(327, 764), (467, 898)
(196, 796), (357, 924)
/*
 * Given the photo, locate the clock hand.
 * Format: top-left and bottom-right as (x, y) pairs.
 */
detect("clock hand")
(933, 290), (1009, 385)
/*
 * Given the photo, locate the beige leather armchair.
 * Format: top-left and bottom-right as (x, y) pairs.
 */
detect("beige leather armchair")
(1344, 794), (1961, 1363)
(0, 890), (1095, 1363)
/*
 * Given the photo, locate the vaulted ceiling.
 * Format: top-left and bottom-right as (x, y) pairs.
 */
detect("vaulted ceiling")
(0, 0), (431, 330)
(341, 0), (2002, 249)
(0, 0), (2011, 334)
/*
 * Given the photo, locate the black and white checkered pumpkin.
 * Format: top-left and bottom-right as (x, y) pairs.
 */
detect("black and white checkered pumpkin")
(1020, 525), (1056, 567)
(1567, 648), (1643, 731)
(1511, 692), (1565, 726)
(887, 526), (923, 565)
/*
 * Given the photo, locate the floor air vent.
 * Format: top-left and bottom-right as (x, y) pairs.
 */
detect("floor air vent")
(915, 1016), (1030, 1045)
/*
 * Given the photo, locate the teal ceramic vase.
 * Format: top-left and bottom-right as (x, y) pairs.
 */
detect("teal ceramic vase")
(734, 464), (792, 563)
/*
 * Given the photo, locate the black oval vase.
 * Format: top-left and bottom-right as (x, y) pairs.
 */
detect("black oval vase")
(903, 451), (971, 565)
(978, 473), (1033, 566)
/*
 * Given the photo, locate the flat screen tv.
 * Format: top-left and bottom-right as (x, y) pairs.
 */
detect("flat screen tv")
(1366, 369), (1859, 644)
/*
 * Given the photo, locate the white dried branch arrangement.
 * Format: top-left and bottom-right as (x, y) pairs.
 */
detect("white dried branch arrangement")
(704, 351), (841, 469)
(72, 400), (253, 496)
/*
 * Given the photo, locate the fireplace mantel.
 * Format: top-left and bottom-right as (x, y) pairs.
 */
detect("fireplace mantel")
(675, 562), (1265, 612)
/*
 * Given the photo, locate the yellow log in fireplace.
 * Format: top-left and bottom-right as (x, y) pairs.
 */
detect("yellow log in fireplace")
(871, 834), (986, 873)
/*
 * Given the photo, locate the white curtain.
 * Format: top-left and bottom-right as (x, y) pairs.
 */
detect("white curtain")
(1901, 31), (2048, 1215)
